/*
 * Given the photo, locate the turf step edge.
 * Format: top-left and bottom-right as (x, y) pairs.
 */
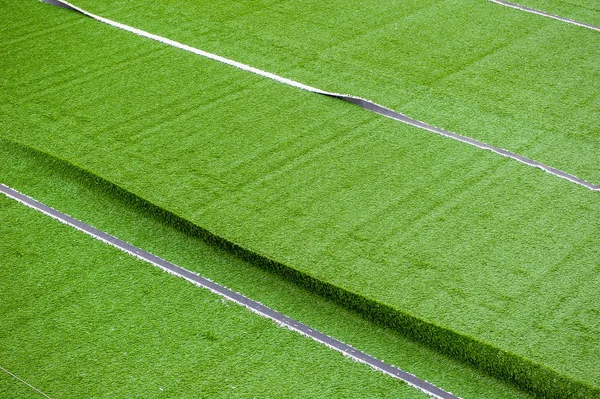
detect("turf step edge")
(1, 136), (598, 399)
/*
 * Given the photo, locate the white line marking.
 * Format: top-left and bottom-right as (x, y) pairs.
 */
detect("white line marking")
(39, 0), (600, 193)
(489, 0), (600, 32)
(0, 184), (460, 399)
(0, 365), (54, 399)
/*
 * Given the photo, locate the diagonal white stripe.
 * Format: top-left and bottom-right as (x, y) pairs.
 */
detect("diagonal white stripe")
(39, 0), (600, 192)
(489, 0), (600, 32)
(0, 183), (461, 399)
(0, 365), (54, 399)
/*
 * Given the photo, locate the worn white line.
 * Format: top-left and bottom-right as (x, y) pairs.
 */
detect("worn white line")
(0, 183), (461, 399)
(489, 0), (600, 32)
(40, 0), (600, 193)
(0, 365), (54, 399)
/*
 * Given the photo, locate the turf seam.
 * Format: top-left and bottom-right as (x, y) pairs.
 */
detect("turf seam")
(488, 0), (600, 32)
(2, 138), (599, 399)
(0, 365), (54, 399)
(0, 183), (459, 399)
(39, 0), (600, 193)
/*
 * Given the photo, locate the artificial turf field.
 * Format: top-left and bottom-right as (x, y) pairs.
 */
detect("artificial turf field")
(510, 0), (600, 26)
(0, 189), (431, 399)
(0, 139), (536, 399)
(1, 0), (599, 398)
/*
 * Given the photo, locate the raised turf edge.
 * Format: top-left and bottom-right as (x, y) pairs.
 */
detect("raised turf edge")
(1, 136), (598, 399)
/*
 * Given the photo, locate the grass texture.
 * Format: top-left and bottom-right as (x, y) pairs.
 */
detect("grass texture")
(0, 131), (536, 399)
(0, 191), (431, 399)
(513, 0), (600, 26)
(71, 0), (600, 184)
(1, 1), (599, 398)
(0, 372), (41, 399)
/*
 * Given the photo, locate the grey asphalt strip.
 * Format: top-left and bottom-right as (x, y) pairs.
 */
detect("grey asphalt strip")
(489, 0), (600, 32)
(39, 0), (600, 193)
(0, 183), (460, 399)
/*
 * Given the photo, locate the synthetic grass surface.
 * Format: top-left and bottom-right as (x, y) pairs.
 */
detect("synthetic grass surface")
(512, 0), (600, 26)
(2, 1), (599, 397)
(0, 137), (537, 399)
(0, 371), (41, 399)
(70, 0), (600, 184)
(0, 193), (430, 399)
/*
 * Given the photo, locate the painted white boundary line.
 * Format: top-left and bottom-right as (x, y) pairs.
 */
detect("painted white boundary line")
(0, 365), (54, 399)
(41, 0), (328, 94)
(489, 0), (600, 32)
(40, 0), (600, 192)
(0, 183), (460, 399)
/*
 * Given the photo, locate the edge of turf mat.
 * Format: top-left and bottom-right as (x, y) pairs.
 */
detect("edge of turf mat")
(2, 138), (599, 399)
(489, 0), (600, 31)
(38, 0), (600, 194)
(0, 183), (459, 399)
(0, 139), (538, 399)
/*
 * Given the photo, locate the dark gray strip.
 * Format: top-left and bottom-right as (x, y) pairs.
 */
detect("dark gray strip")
(40, 0), (600, 192)
(0, 183), (460, 399)
(489, 0), (600, 32)
(40, 0), (78, 11)
(334, 95), (600, 191)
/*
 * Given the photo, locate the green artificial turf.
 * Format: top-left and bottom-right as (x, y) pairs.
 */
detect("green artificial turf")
(0, 132), (536, 399)
(0, 192), (432, 399)
(511, 0), (600, 26)
(1, 0), (599, 398)
(0, 371), (40, 399)
(70, 0), (600, 184)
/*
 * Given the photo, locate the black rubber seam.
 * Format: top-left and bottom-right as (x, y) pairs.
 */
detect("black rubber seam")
(39, 0), (600, 193)
(0, 183), (461, 399)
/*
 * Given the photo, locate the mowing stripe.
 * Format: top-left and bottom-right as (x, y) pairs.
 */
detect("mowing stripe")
(0, 184), (461, 399)
(0, 365), (54, 399)
(40, 0), (600, 193)
(489, 0), (600, 32)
